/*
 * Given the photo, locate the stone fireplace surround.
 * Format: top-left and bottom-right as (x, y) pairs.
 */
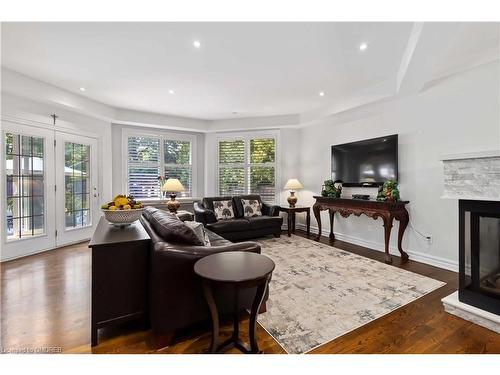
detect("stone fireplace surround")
(441, 151), (500, 334)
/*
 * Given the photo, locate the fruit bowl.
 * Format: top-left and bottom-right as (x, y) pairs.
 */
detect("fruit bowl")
(101, 194), (145, 227)
(102, 208), (145, 226)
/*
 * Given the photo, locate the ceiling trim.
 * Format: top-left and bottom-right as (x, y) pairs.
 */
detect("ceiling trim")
(2, 22), (498, 134)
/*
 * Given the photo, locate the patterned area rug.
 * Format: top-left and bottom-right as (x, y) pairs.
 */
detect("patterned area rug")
(256, 235), (446, 354)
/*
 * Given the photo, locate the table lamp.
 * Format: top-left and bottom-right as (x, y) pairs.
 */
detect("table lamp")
(161, 178), (185, 213)
(283, 178), (303, 207)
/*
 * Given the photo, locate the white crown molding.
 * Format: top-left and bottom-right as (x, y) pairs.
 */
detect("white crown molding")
(2, 21), (498, 134)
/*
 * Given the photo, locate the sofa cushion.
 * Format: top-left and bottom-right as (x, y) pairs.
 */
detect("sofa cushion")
(202, 196), (233, 212)
(143, 206), (159, 221)
(213, 199), (235, 220)
(150, 210), (204, 246)
(247, 215), (283, 230)
(241, 198), (262, 217)
(184, 221), (211, 246)
(205, 228), (233, 247)
(206, 218), (251, 233)
(232, 195), (262, 218)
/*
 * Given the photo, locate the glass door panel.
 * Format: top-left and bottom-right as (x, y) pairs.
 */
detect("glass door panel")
(2, 124), (55, 260)
(55, 133), (98, 246)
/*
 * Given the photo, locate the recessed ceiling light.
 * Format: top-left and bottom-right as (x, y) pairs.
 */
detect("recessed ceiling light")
(359, 43), (368, 51)
(168, 89), (175, 95)
(193, 40), (201, 49)
(319, 91), (325, 97)
(79, 87), (86, 92)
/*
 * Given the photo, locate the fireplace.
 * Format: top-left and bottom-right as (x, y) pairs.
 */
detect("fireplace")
(459, 199), (500, 315)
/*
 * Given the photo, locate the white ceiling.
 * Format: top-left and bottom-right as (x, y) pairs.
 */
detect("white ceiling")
(1, 22), (497, 121)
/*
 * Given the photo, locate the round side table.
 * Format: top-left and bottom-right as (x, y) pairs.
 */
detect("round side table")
(194, 251), (275, 354)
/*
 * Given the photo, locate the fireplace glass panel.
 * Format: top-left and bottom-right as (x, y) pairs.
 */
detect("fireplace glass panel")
(479, 216), (500, 296)
(463, 211), (472, 288)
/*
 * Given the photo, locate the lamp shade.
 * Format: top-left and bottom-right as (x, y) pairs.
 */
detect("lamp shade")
(283, 178), (304, 190)
(161, 178), (185, 192)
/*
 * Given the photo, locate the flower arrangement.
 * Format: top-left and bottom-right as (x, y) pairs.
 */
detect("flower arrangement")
(158, 175), (167, 198)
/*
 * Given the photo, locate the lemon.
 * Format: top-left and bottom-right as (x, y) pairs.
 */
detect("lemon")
(123, 204), (131, 210)
(109, 205), (118, 211)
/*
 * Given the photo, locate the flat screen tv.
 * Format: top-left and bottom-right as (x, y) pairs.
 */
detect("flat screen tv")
(331, 134), (398, 187)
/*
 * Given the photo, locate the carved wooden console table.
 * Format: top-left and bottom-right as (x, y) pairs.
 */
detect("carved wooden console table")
(312, 196), (410, 264)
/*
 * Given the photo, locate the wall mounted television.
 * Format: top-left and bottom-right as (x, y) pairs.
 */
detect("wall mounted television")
(331, 134), (398, 187)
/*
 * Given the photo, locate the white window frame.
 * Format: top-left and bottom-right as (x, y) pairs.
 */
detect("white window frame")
(122, 128), (198, 200)
(216, 130), (280, 204)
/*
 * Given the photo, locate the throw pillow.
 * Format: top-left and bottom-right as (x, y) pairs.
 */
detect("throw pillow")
(213, 199), (235, 220)
(184, 221), (211, 246)
(150, 210), (204, 246)
(241, 198), (262, 217)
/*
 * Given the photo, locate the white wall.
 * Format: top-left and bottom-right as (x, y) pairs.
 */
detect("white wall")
(295, 61), (500, 270)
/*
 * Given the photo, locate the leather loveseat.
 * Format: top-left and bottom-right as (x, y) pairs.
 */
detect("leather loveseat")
(140, 207), (266, 341)
(193, 195), (283, 241)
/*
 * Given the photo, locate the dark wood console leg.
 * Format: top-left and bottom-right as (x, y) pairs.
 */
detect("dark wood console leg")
(396, 209), (410, 263)
(91, 324), (98, 347)
(202, 282), (219, 353)
(306, 209), (311, 236)
(329, 210), (335, 241)
(287, 214), (292, 237)
(383, 216), (394, 264)
(292, 212), (296, 234)
(313, 204), (322, 241)
(148, 332), (175, 350)
(249, 280), (268, 354)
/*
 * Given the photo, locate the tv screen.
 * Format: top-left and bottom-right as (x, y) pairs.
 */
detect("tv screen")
(331, 134), (398, 187)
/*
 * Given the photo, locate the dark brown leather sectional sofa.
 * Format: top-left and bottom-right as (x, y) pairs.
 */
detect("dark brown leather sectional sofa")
(194, 195), (283, 241)
(140, 207), (267, 341)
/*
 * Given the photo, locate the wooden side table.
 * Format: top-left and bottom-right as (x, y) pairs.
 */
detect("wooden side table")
(279, 205), (311, 236)
(194, 251), (275, 354)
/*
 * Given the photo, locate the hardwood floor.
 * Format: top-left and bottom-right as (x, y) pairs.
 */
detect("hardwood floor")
(1, 231), (499, 354)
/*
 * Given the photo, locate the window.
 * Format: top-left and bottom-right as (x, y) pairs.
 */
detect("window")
(126, 133), (194, 199)
(218, 137), (276, 203)
(164, 140), (192, 198)
(64, 142), (91, 228)
(5, 132), (45, 240)
(127, 137), (160, 199)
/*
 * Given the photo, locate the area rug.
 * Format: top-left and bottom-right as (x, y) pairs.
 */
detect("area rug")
(256, 235), (446, 354)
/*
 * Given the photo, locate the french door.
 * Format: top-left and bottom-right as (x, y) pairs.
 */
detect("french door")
(55, 132), (99, 246)
(2, 122), (100, 260)
(2, 123), (56, 260)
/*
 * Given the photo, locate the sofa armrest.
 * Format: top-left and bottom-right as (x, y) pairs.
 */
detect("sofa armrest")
(262, 202), (280, 217)
(193, 202), (217, 226)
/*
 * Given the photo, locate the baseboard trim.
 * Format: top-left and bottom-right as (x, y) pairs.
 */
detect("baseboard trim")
(295, 223), (458, 272)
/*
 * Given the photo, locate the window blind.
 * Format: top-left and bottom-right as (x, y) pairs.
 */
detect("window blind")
(218, 137), (276, 203)
(127, 137), (160, 199)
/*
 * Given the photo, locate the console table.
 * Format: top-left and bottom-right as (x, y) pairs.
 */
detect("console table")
(312, 196), (410, 264)
(89, 217), (151, 346)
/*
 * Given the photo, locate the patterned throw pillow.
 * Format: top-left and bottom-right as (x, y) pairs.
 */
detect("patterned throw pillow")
(184, 221), (211, 246)
(213, 200), (235, 220)
(241, 199), (262, 217)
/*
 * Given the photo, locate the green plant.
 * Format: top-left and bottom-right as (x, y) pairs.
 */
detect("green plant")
(377, 180), (400, 202)
(321, 179), (342, 198)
